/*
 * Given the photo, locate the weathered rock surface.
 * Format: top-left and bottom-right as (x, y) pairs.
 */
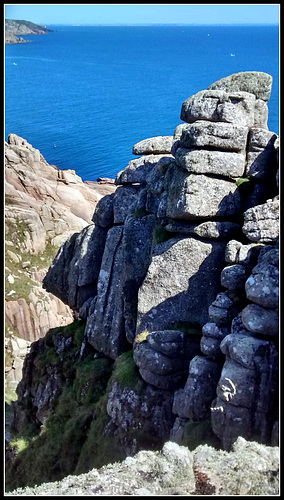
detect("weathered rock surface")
(158, 164), (242, 220)
(43, 224), (107, 311)
(178, 121), (248, 152)
(132, 136), (173, 155)
(208, 71), (273, 101)
(180, 90), (257, 127)
(6, 438), (279, 496)
(175, 147), (246, 177)
(242, 199), (279, 242)
(5, 134), (115, 252)
(5, 290), (73, 343)
(115, 154), (174, 185)
(133, 330), (201, 390)
(136, 236), (226, 334)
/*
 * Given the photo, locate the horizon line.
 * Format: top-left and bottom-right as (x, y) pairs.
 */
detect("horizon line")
(5, 19), (279, 27)
(45, 22), (279, 26)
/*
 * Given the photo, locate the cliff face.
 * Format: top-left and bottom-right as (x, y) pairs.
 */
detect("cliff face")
(6, 71), (279, 491)
(5, 134), (116, 395)
(5, 19), (52, 44)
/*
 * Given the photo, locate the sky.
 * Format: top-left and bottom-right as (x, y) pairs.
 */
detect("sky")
(4, 3), (280, 26)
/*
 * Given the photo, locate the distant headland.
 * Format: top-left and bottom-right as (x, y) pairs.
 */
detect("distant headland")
(5, 19), (53, 44)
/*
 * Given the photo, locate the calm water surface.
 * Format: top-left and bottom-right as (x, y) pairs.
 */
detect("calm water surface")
(5, 25), (279, 181)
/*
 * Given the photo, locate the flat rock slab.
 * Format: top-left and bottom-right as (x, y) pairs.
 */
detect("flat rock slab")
(175, 148), (246, 178)
(208, 71), (273, 101)
(132, 136), (173, 155)
(158, 164), (242, 220)
(178, 121), (248, 152)
(136, 236), (226, 334)
(180, 90), (256, 127)
(115, 154), (174, 185)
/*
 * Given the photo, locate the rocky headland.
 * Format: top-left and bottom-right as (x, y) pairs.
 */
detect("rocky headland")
(5, 71), (279, 494)
(5, 19), (53, 44)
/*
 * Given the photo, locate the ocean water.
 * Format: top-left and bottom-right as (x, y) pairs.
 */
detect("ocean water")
(5, 25), (279, 182)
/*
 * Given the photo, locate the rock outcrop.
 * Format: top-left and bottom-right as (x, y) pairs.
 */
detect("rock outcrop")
(7, 71), (279, 491)
(5, 134), (116, 392)
(5, 19), (53, 44)
(6, 438), (279, 496)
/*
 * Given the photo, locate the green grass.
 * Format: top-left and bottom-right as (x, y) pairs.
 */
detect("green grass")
(181, 419), (221, 450)
(5, 217), (59, 303)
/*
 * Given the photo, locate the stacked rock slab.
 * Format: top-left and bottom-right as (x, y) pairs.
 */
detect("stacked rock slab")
(42, 72), (279, 449)
(171, 72), (279, 449)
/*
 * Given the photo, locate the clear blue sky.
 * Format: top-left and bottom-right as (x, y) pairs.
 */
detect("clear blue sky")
(4, 4), (280, 26)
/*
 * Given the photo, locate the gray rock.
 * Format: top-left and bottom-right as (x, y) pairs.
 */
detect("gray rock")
(165, 220), (240, 240)
(248, 128), (278, 151)
(245, 263), (279, 309)
(258, 245), (279, 267)
(178, 121), (248, 152)
(115, 154), (174, 185)
(43, 224), (107, 310)
(122, 214), (157, 343)
(220, 333), (278, 372)
(246, 128), (278, 181)
(253, 98), (269, 128)
(171, 123), (185, 155)
(145, 330), (201, 358)
(202, 322), (230, 340)
(242, 199), (279, 242)
(216, 358), (257, 408)
(113, 185), (142, 223)
(92, 192), (115, 228)
(106, 380), (175, 450)
(230, 312), (256, 337)
(138, 367), (189, 390)
(180, 89), (256, 127)
(132, 136), (173, 155)
(224, 239), (263, 265)
(136, 236), (226, 334)
(133, 342), (190, 376)
(200, 336), (223, 358)
(175, 148), (246, 177)
(220, 264), (247, 290)
(241, 304), (279, 336)
(211, 396), (252, 449)
(208, 71), (273, 101)
(208, 292), (238, 326)
(159, 164), (242, 220)
(86, 226), (126, 359)
(172, 356), (222, 420)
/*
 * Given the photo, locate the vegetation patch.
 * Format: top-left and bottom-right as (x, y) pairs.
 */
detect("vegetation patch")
(5, 321), (114, 491)
(5, 216), (59, 303)
(109, 349), (142, 391)
(181, 419), (221, 451)
(134, 330), (150, 344)
(154, 225), (175, 244)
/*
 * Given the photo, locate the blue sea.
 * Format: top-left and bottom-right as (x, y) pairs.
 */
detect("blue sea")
(5, 25), (279, 182)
